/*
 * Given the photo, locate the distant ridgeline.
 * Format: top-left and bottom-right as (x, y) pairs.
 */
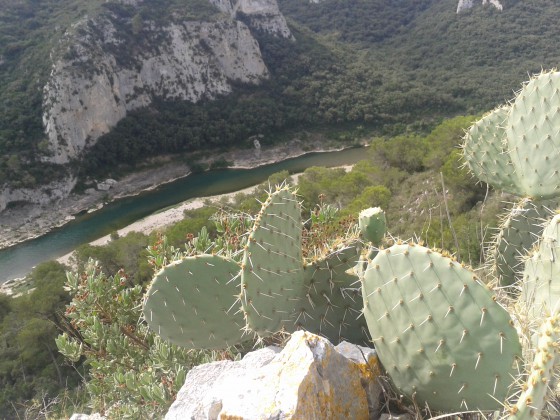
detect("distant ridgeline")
(1, 0), (560, 212)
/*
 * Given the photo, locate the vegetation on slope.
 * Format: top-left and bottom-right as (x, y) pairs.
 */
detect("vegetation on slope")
(3, 0), (560, 188)
(0, 115), (510, 417)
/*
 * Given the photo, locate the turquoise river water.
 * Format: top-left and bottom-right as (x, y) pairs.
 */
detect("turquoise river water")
(0, 147), (367, 283)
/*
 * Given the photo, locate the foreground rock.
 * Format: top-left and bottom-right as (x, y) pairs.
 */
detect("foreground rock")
(166, 331), (383, 419)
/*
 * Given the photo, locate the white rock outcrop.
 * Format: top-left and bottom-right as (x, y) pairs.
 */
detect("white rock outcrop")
(42, 16), (269, 164)
(457, 0), (503, 13)
(0, 177), (76, 212)
(166, 331), (383, 420)
(210, 0), (293, 39)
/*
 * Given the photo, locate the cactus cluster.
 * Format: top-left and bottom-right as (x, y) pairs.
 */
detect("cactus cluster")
(463, 70), (560, 289)
(143, 185), (373, 348)
(461, 70), (560, 416)
(142, 71), (560, 416)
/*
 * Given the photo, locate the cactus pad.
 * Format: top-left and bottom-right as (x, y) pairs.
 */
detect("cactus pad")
(143, 254), (245, 349)
(241, 186), (303, 336)
(522, 213), (560, 317)
(506, 71), (560, 199)
(490, 198), (554, 287)
(464, 71), (560, 199)
(463, 105), (521, 194)
(509, 316), (560, 420)
(363, 243), (522, 411)
(294, 241), (369, 345)
(359, 207), (387, 245)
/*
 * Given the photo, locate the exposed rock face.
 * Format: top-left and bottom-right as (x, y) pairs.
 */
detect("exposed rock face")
(457, 0), (503, 13)
(166, 331), (383, 420)
(42, 15), (269, 164)
(0, 177), (76, 212)
(210, 0), (293, 39)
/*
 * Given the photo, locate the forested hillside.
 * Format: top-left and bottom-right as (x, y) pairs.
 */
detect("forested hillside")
(82, 0), (560, 178)
(2, 0), (560, 188)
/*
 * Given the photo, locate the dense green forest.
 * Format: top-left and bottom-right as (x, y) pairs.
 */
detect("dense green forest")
(2, 0), (560, 186)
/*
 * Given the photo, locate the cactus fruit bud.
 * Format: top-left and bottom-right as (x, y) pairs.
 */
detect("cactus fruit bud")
(359, 207), (387, 245)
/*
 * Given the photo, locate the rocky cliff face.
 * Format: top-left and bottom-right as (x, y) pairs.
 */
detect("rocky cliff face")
(1, 0), (292, 213)
(209, 0), (293, 39)
(457, 0), (503, 13)
(42, 13), (272, 164)
(0, 177), (76, 213)
(41, 0), (292, 165)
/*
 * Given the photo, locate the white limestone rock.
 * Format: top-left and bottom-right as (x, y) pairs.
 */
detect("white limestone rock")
(165, 346), (281, 419)
(69, 414), (106, 420)
(210, 0), (293, 39)
(96, 179), (117, 191)
(166, 331), (383, 419)
(0, 177), (76, 212)
(42, 15), (269, 164)
(457, 0), (503, 13)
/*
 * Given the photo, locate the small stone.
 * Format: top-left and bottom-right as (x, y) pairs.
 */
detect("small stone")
(69, 414), (106, 420)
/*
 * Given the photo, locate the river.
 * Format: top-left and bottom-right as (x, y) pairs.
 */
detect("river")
(0, 147), (367, 283)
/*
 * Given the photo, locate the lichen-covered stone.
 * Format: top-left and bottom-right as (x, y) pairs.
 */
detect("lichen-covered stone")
(166, 331), (383, 419)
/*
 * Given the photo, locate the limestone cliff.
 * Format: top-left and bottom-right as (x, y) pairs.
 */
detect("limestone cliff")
(457, 0), (503, 13)
(42, 10), (271, 164)
(209, 0), (293, 39)
(0, 178), (76, 213)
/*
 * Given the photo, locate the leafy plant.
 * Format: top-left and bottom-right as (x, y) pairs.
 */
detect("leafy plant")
(55, 261), (211, 418)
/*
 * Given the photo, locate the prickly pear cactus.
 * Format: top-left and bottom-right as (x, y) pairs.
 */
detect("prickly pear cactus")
(359, 207), (387, 245)
(506, 71), (560, 199)
(463, 70), (560, 199)
(294, 241), (370, 345)
(240, 186), (304, 336)
(462, 105), (521, 194)
(143, 255), (245, 349)
(489, 198), (555, 287)
(522, 213), (560, 317)
(508, 316), (560, 420)
(362, 243), (522, 412)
